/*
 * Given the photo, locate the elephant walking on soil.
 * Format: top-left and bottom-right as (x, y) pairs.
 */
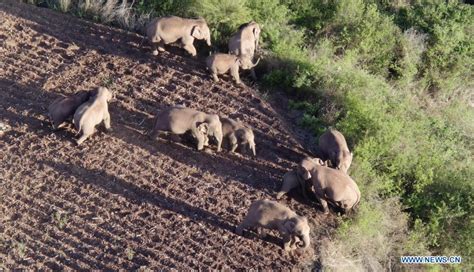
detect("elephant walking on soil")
(146, 16), (211, 57)
(236, 199), (311, 251)
(150, 106), (223, 152)
(298, 157), (361, 214)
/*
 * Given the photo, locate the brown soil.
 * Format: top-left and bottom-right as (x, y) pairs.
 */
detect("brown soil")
(0, 1), (335, 270)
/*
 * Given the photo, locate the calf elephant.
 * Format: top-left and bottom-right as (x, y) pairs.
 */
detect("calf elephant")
(146, 16), (211, 57)
(150, 106), (223, 151)
(298, 157), (360, 214)
(220, 117), (256, 156)
(73, 87), (113, 145)
(318, 128), (352, 173)
(275, 169), (311, 200)
(48, 90), (95, 130)
(206, 53), (259, 84)
(236, 199), (311, 251)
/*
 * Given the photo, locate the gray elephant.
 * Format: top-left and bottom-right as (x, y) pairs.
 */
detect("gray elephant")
(73, 87), (113, 145)
(146, 16), (211, 57)
(228, 21), (260, 57)
(228, 21), (261, 79)
(150, 106), (223, 151)
(275, 169), (311, 200)
(220, 117), (256, 156)
(48, 90), (95, 130)
(205, 53), (260, 84)
(318, 128), (352, 173)
(236, 199), (310, 251)
(298, 157), (360, 214)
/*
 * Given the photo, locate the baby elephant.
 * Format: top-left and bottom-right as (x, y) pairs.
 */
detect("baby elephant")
(276, 169), (311, 200)
(206, 53), (260, 84)
(221, 117), (256, 156)
(150, 106), (223, 151)
(48, 90), (94, 130)
(298, 157), (360, 214)
(318, 128), (352, 173)
(73, 87), (113, 145)
(236, 199), (311, 251)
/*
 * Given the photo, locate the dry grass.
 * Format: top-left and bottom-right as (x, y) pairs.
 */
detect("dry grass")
(79, 0), (103, 15)
(57, 0), (71, 12)
(24, 0), (149, 32)
(319, 197), (428, 271)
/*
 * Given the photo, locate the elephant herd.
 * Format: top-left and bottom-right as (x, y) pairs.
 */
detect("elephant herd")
(46, 16), (361, 252)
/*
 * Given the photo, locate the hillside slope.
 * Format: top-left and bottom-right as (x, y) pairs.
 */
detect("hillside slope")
(0, 1), (334, 269)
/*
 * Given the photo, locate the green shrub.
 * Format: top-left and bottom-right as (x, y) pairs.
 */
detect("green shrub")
(404, 1), (473, 95)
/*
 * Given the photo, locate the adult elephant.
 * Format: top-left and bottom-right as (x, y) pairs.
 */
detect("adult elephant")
(146, 16), (211, 56)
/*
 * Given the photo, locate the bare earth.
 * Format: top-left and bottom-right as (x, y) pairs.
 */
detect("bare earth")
(0, 1), (335, 270)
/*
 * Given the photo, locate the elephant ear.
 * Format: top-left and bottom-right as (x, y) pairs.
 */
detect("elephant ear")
(196, 122), (209, 134)
(297, 166), (312, 180)
(253, 27), (260, 49)
(235, 57), (241, 66)
(235, 128), (247, 142)
(283, 219), (296, 233)
(191, 25), (203, 39)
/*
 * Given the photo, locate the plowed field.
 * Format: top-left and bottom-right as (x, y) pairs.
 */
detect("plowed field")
(0, 1), (334, 269)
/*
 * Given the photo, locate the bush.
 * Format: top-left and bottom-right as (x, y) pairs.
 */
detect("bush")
(404, 1), (473, 95)
(189, 0), (251, 48)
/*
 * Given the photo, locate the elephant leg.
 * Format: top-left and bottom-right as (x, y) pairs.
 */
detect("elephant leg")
(183, 43), (197, 57)
(228, 133), (238, 153)
(76, 126), (95, 145)
(203, 136), (209, 147)
(298, 178), (310, 200)
(103, 111), (111, 131)
(276, 174), (296, 200)
(250, 68), (257, 80)
(76, 134), (88, 145)
(236, 216), (254, 236)
(230, 66), (241, 84)
(151, 42), (159, 56)
(256, 227), (267, 239)
(211, 70), (219, 82)
(318, 197), (329, 214)
(157, 40), (166, 52)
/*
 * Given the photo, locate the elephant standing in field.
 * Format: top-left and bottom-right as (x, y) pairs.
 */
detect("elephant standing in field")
(206, 53), (260, 84)
(236, 199), (311, 251)
(318, 128), (352, 173)
(146, 16), (211, 57)
(73, 87), (113, 145)
(48, 90), (95, 130)
(150, 106), (223, 152)
(298, 157), (360, 214)
(220, 117), (256, 156)
(228, 21), (261, 79)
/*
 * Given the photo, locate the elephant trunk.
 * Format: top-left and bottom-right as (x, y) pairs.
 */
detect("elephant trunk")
(251, 57), (261, 68)
(299, 234), (310, 249)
